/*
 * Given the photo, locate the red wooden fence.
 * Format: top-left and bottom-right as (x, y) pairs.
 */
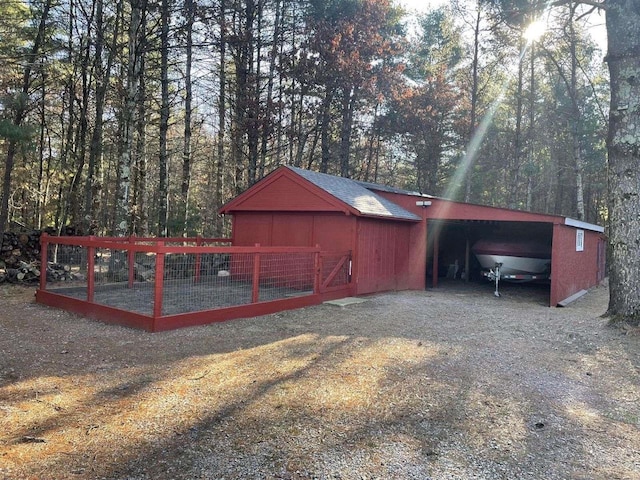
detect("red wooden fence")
(36, 234), (353, 332)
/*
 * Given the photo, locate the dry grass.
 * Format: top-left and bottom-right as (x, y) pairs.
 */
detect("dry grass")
(0, 281), (639, 479)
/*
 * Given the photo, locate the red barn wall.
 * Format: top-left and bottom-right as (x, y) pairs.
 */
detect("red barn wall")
(356, 219), (401, 294)
(232, 211), (426, 296)
(402, 220), (427, 291)
(354, 218), (425, 295)
(230, 212), (356, 290)
(233, 212), (354, 250)
(355, 191), (426, 293)
(550, 224), (606, 306)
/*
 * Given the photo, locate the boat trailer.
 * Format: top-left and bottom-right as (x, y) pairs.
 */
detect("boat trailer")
(482, 263), (550, 297)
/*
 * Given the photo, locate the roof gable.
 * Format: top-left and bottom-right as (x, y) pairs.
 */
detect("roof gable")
(219, 166), (421, 222)
(219, 168), (352, 214)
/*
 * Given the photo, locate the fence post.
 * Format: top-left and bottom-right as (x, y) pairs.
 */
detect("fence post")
(87, 236), (95, 303)
(194, 234), (202, 283)
(153, 241), (165, 318)
(314, 245), (321, 295)
(128, 235), (135, 288)
(251, 244), (260, 303)
(39, 233), (48, 291)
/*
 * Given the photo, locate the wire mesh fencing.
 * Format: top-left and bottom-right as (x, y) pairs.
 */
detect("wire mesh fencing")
(39, 235), (352, 324)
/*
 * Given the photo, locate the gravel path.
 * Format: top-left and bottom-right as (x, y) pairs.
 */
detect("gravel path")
(1, 281), (639, 479)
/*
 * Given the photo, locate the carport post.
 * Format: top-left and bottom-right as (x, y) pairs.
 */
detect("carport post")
(465, 236), (470, 283)
(432, 233), (439, 288)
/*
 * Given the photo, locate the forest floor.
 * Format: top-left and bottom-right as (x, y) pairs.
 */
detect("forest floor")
(1, 280), (639, 479)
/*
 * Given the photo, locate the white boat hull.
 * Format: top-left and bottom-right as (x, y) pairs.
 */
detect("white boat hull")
(475, 254), (550, 277)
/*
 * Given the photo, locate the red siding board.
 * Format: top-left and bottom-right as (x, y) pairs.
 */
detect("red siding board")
(426, 200), (560, 223)
(153, 295), (324, 332)
(550, 224), (605, 306)
(272, 214), (313, 246)
(312, 215), (354, 252)
(234, 214), (273, 246)
(356, 219), (415, 295)
(238, 176), (335, 211)
(37, 288), (355, 332)
(232, 212), (355, 250)
(231, 212), (357, 295)
(407, 221), (427, 290)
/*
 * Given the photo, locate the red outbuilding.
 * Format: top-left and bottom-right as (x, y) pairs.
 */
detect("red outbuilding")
(220, 166), (606, 307)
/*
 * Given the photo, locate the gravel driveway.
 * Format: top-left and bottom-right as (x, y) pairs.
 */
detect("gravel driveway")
(1, 280), (639, 479)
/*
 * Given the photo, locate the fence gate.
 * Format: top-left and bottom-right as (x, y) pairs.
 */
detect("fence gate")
(319, 251), (351, 293)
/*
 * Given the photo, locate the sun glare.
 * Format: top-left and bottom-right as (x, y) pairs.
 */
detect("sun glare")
(523, 19), (547, 42)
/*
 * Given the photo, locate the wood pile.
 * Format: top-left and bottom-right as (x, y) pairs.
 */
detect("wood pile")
(1, 230), (232, 285)
(1, 261), (41, 284)
(46, 263), (77, 282)
(1, 231), (42, 284)
(1, 231), (41, 263)
(0, 230), (88, 284)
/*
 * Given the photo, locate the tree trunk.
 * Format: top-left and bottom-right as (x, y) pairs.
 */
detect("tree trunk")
(181, 0), (195, 236)
(569, 2), (585, 220)
(526, 42), (535, 212)
(231, 2), (250, 194)
(339, 87), (356, 178)
(364, 103), (380, 182)
(158, 0), (170, 237)
(215, 0), (227, 236)
(115, 0), (143, 237)
(246, 0), (259, 187)
(606, 0), (640, 323)
(259, 0), (281, 177)
(68, 16), (95, 228)
(0, 0), (51, 240)
(37, 74), (47, 229)
(132, 67), (147, 235)
(132, 0), (148, 236)
(319, 89), (333, 173)
(85, 0), (122, 234)
(509, 38), (525, 209)
(465, 3), (481, 203)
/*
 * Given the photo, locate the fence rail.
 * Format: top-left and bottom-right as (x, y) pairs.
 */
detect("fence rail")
(36, 234), (352, 332)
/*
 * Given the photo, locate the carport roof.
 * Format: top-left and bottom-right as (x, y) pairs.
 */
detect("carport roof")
(353, 179), (428, 198)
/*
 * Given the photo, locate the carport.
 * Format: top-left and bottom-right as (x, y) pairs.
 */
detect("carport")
(424, 219), (553, 284)
(364, 188), (606, 306)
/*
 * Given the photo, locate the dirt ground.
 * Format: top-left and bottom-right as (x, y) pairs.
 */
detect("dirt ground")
(1, 280), (639, 479)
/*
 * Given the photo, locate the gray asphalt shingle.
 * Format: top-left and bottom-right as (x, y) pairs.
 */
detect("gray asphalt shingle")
(287, 166), (421, 221)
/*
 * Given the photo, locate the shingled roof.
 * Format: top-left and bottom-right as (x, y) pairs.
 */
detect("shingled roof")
(287, 166), (421, 221)
(353, 179), (428, 198)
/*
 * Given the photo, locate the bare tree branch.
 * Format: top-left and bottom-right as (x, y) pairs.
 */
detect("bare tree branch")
(552, 0), (607, 11)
